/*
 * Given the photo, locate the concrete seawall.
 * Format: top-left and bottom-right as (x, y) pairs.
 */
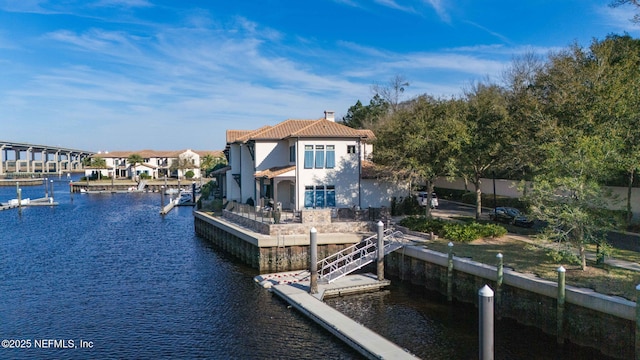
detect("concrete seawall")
(194, 211), (367, 272)
(194, 211), (636, 359)
(386, 245), (636, 359)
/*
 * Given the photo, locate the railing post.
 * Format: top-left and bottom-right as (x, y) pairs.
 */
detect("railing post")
(447, 241), (454, 301)
(479, 285), (494, 360)
(377, 220), (384, 281)
(310, 227), (318, 294)
(496, 253), (503, 319)
(557, 266), (566, 344)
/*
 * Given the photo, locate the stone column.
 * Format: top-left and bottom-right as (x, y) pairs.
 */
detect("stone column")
(0, 144), (5, 175)
(310, 227), (318, 294)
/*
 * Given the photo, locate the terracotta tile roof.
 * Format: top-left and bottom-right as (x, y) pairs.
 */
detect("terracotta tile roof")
(254, 165), (296, 179)
(226, 119), (375, 144)
(194, 150), (225, 157)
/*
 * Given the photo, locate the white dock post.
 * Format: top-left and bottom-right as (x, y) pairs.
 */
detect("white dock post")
(377, 221), (384, 281)
(310, 227), (318, 294)
(479, 284), (494, 360)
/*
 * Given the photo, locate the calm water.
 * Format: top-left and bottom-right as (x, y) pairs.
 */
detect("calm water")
(0, 177), (614, 359)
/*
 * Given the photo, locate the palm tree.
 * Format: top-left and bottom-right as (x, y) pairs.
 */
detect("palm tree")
(91, 157), (107, 180)
(127, 153), (144, 182)
(200, 154), (227, 177)
(170, 155), (194, 179)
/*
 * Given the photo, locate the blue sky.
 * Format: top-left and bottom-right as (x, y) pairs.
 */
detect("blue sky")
(1, 0), (639, 152)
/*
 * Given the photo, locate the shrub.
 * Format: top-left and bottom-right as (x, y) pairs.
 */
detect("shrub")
(398, 216), (447, 234)
(139, 173), (151, 180)
(185, 170), (195, 179)
(546, 248), (580, 265)
(442, 222), (507, 243)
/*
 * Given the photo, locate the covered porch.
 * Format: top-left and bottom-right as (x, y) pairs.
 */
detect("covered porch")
(254, 165), (295, 211)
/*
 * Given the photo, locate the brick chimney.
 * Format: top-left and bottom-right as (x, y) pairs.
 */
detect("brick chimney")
(324, 110), (335, 122)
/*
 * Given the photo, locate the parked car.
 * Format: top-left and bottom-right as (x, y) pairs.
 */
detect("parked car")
(488, 206), (534, 227)
(417, 192), (439, 209)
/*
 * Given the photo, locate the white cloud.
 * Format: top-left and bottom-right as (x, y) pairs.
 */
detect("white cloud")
(424, 0), (450, 23)
(594, 4), (640, 34)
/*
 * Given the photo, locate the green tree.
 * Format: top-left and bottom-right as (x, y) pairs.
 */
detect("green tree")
(200, 154), (227, 177)
(373, 95), (465, 217)
(587, 35), (640, 222)
(91, 157), (106, 168)
(127, 153), (144, 182)
(457, 81), (513, 219)
(523, 39), (623, 269)
(342, 94), (389, 129)
(170, 155), (195, 178)
(88, 157), (106, 180)
(525, 176), (614, 270)
(501, 52), (551, 180)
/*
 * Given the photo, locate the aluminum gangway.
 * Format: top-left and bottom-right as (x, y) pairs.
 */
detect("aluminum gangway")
(317, 228), (405, 283)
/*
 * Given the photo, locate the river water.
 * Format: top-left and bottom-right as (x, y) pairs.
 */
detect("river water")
(0, 177), (613, 359)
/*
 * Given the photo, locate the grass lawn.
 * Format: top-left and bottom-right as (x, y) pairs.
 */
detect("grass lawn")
(421, 236), (640, 301)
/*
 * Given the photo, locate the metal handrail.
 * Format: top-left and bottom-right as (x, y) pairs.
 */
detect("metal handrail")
(317, 229), (405, 283)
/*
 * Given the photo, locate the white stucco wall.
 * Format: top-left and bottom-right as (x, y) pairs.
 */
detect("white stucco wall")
(296, 138), (361, 209)
(225, 144), (241, 202)
(254, 141), (287, 171)
(361, 179), (411, 208)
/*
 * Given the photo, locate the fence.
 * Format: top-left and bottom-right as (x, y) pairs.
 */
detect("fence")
(225, 201), (391, 225)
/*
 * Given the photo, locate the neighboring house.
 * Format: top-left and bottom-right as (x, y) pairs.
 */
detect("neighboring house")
(223, 111), (408, 211)
(85, 149), (223, 179)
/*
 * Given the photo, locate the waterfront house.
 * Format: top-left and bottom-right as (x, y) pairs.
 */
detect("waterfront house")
(86, 149), (223, 180)
(222, 111), (408, 211)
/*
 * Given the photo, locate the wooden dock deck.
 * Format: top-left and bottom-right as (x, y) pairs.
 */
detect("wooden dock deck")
(257, 272), (419, 359)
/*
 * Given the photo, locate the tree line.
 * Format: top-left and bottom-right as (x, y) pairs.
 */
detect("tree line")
(343, 34), (640, 270)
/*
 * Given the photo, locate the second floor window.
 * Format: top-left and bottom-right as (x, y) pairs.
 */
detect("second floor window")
(326, 145), (335, 168)
(304, 145), (313, 169)
(347, 145), (356, 154)
(315, 145), (324, 168)
(289, 145), (295, 162)
(304, 143), (335, 169)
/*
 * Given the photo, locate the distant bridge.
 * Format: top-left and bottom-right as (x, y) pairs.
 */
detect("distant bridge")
(0, 140), (95, 175)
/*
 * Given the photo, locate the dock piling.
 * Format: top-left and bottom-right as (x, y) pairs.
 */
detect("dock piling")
(557, 266), (566, 344)
(310, 227), (318, 294)
(479, 284), (494, 360)
(377, 221), (384, 281)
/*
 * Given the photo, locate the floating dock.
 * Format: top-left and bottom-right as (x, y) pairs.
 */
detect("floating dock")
(255, 272), (418, 359)
(0, 197), (58, 211)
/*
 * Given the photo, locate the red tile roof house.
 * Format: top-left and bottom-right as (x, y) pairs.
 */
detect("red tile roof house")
(86, 149), (223, 180)
(222, 111), (409, 215)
